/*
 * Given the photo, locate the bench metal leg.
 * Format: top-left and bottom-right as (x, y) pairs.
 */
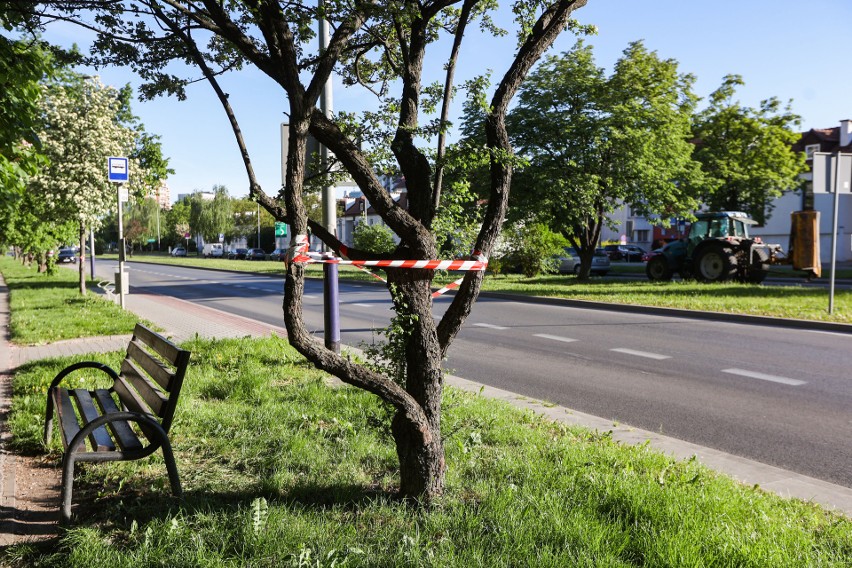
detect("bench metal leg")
(44, 388), (55, 445)
(60, 453), (76, 523)
(161, 438), (182, 498)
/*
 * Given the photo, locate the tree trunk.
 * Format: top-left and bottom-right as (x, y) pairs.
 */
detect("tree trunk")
(78, 223), (87, 295)
(386, 270), (446, 500)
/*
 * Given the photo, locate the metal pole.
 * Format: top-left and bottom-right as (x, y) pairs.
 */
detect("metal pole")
(319, 1), (340, 352)
(117, 185), (126, 309)
(319, 1), (336, 246)
(89, 228), (95, 279)
(323, 260), (340, 353)
(829, 153), (841, 314)
(156, 197), (161, 250)
(257, 202), (261, 248)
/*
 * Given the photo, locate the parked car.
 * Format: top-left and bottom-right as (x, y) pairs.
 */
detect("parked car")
(557, 247), (610, 276)
(603, 244), (647, 262)
(202, 243), (224, 258)
(268, 248), (287, 261)
(246, 248), (267, 260)
(57, 247), (77, 263)
(227, 248), (248, 260)
(618, 245), (647, 262)
(170, 246), (187, 257)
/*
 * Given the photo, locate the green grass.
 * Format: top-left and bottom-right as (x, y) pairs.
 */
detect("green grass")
(5, 335), (851, 566)
(0, 258), (151, 344)
(108, 252), (852, 324)
(480, 275), (852, 323)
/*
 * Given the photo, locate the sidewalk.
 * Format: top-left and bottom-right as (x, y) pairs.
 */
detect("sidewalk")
(1, 282), (850, 546)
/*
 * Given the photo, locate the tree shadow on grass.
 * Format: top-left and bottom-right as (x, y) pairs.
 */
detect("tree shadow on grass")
(66, 476), (398, 529)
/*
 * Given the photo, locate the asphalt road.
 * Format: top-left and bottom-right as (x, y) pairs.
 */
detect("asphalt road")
(104, 261), (852, 488)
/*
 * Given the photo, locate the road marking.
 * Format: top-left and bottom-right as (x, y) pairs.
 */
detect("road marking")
(352, 303), (373, 308)
(722, 368), (806, 386)
(610, 348), (671, 360)
(473, 323), (508, 330)
(533, 334), (578, 343)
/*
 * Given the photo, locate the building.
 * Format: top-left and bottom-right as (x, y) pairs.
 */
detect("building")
(751, 120), (852, 262)
(336, 178), (407, 249)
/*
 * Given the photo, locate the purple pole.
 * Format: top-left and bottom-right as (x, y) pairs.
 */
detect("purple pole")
(323, 259), (340, 353)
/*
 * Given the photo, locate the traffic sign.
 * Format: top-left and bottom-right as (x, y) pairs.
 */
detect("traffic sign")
(107, 156), (129, 183)
(275, 222), (287, 237)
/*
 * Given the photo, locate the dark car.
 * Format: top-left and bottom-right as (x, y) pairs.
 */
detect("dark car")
(618, 245), (647, 262)
(268, 248), (286, 261)
(57, 247), (77, 263)
(227, 248), (248, 260)
(246, 248), (267, 260)
(602, 244), (623, 260)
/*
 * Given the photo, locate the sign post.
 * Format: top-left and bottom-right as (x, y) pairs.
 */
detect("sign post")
(108, 157), (129, 308)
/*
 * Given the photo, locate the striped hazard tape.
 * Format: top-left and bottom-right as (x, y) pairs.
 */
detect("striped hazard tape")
(287, 235), (485, 297)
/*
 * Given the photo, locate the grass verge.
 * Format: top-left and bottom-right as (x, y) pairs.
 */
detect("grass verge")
(4, 335), (851, 566)
(0, 258), (151, 344)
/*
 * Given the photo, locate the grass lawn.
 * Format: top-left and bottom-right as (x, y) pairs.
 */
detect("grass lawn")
(110, 253), (852, 324)
(0, 258), (150, 344)
(5, 335), (851, 567)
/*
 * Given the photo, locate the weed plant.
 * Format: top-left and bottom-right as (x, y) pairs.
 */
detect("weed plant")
(5, 336), (851, 566)
(0, 258), (147, 343)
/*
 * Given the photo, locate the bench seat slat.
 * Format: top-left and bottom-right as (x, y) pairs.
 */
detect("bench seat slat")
(70, 389), (115, 451)
(113, 376), (158, 440)
(120, 358), (168, 416)
(93, 389), (143, 451)
(127, 340), (174, 391)
(54, 389), (84, 451)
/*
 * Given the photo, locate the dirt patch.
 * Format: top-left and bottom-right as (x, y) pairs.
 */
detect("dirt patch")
(0, 453), (60, 547)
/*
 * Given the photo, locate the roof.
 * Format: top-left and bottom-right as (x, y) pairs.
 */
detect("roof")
(793, 126), (852, 155)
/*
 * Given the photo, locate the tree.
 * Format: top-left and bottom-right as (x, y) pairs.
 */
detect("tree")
(28, 73), (148, 293)
(692, 75), (807, 224)
(508, 41), (700, 278)
(26, 0), (591, 502)
(188, 185), (233, 245)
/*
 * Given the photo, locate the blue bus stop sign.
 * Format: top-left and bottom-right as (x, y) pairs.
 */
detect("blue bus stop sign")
(107, 156), (129, 183)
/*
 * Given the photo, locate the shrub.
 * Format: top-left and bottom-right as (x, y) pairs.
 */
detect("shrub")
(353, 221), (397, 254)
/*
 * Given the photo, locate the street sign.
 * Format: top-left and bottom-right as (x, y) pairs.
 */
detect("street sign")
(107, 156), (129, 183)
(147, 238), (156, 243)
(275, 222), (287, 237)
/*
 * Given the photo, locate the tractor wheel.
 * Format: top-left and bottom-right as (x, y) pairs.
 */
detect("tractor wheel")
(745, 248), (770, 284)
(645, 255), (673, 281)
(694, 243), (737, 282)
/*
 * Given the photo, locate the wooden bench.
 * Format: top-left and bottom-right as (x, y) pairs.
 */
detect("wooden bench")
(43, 323), (191, 522)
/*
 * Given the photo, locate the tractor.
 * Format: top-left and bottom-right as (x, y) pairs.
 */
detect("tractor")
(645, 211), (786, 284)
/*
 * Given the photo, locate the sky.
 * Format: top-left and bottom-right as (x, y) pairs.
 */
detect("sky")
(39, 0), (852, 203)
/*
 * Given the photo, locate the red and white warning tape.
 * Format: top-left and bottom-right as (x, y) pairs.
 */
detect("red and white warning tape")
(287, 234), (486, 297)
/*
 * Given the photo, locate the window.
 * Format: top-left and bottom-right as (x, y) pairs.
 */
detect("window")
(635, 230), (649, 242)
(804, 144), (821, 159)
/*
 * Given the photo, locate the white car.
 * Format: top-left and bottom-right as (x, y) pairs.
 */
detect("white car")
(557, 247), (610, 276)
(171, 246), (187, 257)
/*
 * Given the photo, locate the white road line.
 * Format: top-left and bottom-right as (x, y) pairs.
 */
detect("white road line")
(722, 368), (806, 386)
(473, 323), (508, 330)
(352, 303), (374, 308)
(610, 348), (671, 360)
(533, 334), (578, 343)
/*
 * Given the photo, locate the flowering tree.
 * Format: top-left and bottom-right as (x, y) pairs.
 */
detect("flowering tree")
(29, 74), (144, 293)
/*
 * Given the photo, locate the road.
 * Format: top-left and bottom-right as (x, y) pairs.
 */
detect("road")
(98, 261), (852, 488)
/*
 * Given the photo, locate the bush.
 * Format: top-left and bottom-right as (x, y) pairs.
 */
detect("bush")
(502, 222), (567, 277)
(353, 221), (397, 254)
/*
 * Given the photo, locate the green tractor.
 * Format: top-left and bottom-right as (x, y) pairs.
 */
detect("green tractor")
(645, 211), (783, 284)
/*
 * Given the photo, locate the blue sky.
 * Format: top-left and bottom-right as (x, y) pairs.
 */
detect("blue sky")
(42, 0), (852, 202)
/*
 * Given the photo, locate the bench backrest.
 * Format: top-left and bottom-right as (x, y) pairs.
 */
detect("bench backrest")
(113, 323), (191, 433)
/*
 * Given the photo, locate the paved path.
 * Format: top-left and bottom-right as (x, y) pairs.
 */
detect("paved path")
(1, 278), (849, 546)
